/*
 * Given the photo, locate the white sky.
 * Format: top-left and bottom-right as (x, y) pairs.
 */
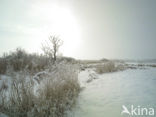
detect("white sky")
(0, 0), (156, 59)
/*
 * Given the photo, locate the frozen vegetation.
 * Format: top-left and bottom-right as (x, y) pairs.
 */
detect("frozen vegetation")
(0, 49), (80, 117)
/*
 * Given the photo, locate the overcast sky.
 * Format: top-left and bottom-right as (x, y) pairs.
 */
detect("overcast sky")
(0, 0), (156, 59)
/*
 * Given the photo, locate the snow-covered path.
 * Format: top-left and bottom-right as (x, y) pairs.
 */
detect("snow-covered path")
(68, 68), (156, 117)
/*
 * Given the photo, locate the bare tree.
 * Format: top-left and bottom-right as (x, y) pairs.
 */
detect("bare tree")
(42, 36), (63, 62)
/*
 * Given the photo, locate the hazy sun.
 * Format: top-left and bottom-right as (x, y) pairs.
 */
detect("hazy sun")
(31, 2), (82, 57)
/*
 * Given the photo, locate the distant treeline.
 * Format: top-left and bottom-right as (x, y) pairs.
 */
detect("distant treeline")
(0, 48), (76, 74)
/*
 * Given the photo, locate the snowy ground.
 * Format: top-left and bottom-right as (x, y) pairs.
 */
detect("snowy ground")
(1, 62), (156, 117)
(68, 63), (156, 117)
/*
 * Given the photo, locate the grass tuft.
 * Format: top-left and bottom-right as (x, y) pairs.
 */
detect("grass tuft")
(95, 61), (125, 74)
(0, 64), (80, 117)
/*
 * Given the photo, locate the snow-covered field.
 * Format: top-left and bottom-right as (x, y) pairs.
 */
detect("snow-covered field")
(1, 62), (156, 117)
(68, 64), (156, 117)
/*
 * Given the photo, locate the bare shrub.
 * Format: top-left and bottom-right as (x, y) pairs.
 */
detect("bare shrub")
(95, 61), (126, 74)
(95, 61), (116, 74)
(0, 48), (49, 74)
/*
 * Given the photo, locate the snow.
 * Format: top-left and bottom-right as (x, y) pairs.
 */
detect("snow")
(69, 65), (156, 117)
(78, 68), (99, 87)
(1, 62), (156, 117)
(0, 113), (8, 117)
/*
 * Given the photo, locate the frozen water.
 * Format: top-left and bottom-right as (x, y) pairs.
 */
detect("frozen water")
(69, 68), (156, 117)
